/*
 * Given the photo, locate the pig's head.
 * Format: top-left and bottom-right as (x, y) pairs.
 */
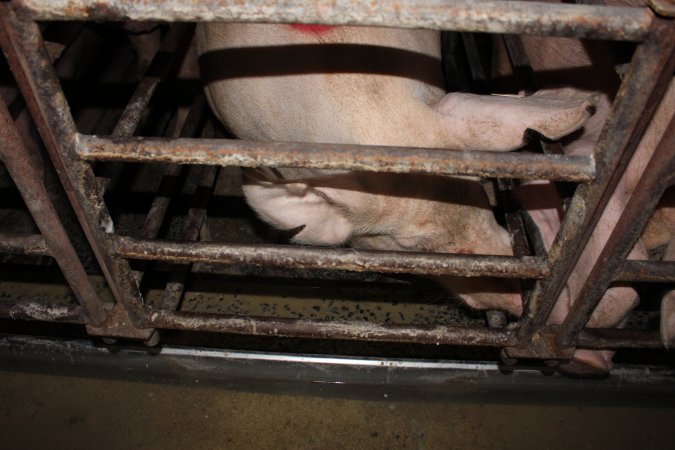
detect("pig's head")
(243, 170), (523, 316)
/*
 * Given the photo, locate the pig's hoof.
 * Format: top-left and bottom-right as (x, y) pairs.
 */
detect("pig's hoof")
(557, 349), (612, 378)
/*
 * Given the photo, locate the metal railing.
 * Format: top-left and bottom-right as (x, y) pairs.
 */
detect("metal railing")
(0, 0), (672, 363)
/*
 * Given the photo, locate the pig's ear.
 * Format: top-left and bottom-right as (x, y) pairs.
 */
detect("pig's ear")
(242, 174), (354, 246)
(436, 89), (599, 152)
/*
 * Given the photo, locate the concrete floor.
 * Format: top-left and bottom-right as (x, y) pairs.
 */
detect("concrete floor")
(1, 369), (674, 450)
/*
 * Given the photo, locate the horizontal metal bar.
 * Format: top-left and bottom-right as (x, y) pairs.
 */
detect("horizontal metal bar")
(14, 0), (653, 41)
(0, 233), (50, 256)
(615, 260), (675, 283)
(576, 328), (663, 349)
(78, 136), (595, 182)
(146, 310), (515, 347)
(0, 301), (85, 323)
(113, 235), (549, 278)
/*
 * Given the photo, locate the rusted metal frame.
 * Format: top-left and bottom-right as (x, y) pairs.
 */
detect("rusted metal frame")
(13, 0), (653, 41)
(0, 233), (49, 256)
(0, 96), (107, 323)
(111, 23), (193, 139)
(616, 260), (675, 283)
(0, 6), (150, 331)
(556, 113), (674, 349)
(0, 300), (85, 323)
(96, 23), (194, 197)
(77, 136), (595, 182)
(140, 96), (208, 241)
(131, 97), (209, 288)
(510, 20), (675, 351)
(112, 235), (548, 279)
(157, 165), (219, 312)
(574, 328), (662, 349)
(145, 309), (515, 347)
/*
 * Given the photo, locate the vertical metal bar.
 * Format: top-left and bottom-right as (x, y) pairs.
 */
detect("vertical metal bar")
(556, 114), (674, 348)
(513, 19), (675, 344)
(157, 165), (219, 311)
(140, 96), (208, 240)
(111, 23), (193, 139)
(0, 5), (147, 324)
(0, 97), (107, 323)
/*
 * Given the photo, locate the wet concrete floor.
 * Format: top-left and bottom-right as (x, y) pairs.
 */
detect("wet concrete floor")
(1, 368), (674, 450)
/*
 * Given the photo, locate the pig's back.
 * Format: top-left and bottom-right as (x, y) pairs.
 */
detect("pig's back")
(196, 23), (447, 147)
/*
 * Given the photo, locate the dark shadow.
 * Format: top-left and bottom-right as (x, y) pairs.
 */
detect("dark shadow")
(199, 44), (444, 89)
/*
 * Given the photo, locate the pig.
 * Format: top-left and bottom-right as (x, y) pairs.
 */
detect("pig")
(493, 31), (674, 374)
(196, 23), (598, 317)
(195, 23), (600, 361)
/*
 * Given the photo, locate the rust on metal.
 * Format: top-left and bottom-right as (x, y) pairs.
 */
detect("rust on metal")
(513, 19), (675, 344)
(0, 95), (107, 324)
(0, 6), (149, 326)
(145, 310), (516, 347)
(112, 235), (549, 279)
(615, 260), (675, 283)
(0, 0), (671, 355)
(576, 328), (663, 349)
(2, 301), (85, 324)
(112, 23), (194, 138)
(556, 113), (675, 349)
(85, 303), (156, 340)
(158, 165), (219, 311)
(14, 0), (653, 41)
(0, 233), (50, 256)
(78, 136), (596, 182)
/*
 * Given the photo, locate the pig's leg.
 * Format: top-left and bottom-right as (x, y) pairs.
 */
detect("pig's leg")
(435, 89), (598, 151)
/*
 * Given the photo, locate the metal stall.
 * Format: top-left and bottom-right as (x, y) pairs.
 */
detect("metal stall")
(0, 0), (673, 380)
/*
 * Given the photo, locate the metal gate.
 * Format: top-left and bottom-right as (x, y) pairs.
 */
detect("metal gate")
(0, 0), (673, 368)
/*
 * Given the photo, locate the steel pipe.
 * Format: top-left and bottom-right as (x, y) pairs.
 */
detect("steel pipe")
(13, 0), (653, 41)
(0, 233), (50, 256)
(146, 310), (516, 346)
(556, 113), (675, 348)
(615, 260), (675, 283)
(78, 135), (596, 182)
(113, 235), (549, 279)
(514, 20), (675, 344)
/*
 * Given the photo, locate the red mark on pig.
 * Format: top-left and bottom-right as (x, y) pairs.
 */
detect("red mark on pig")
(288, 24), (336, 35)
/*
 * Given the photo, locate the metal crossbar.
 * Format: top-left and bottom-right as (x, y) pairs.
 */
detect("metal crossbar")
(0, 0), (672, 361)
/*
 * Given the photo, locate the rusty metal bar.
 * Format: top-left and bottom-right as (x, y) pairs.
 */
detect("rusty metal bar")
(0, 6), (148, 325)
(576, 329), (663, 349)
(13, 0), (653, 41)
(141, 96), (209, 240)
(0, 300), (85, 323)
(145, 310), (516, 346)
(616, 260), (675, 283)
(111, 23), (193, 138)
(513, 20), (675, 345)
(157, 165), (219, 311)
(556, 114), (675, 349)
(113, 235), (548, 279)
(77, 136), (595, 182)
(0, 233), (50, 256)
(0, 96), (107, 323)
